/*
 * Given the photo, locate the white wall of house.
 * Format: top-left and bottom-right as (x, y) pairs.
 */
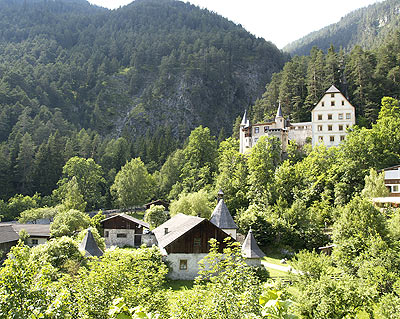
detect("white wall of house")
(288, 123), (312, 145)
(27, 237), (47, 247)
(104, 228), (136, 247)
(166, 253), (208, 280)
(221, 228), (237, 240)
(311, 93), (355, 147)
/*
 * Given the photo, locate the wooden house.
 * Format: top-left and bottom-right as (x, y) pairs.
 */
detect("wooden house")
(152, 213), (232, 279)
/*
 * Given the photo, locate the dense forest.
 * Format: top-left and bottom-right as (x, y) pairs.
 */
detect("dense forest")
(284, 0), (400, 56)
(0, 0), (286, 201)
(251, 30), (400, 126)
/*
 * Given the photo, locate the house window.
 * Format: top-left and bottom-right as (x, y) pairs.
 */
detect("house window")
(105, 231), (109, 238)
(117, 233), (127, 238)
(31, 239), (39, 246)
(254, 138), (258, 143)
(331, 93), (335, 98)
(339, 125), (343, 131)
(179, 259), (188, 270)
(328, 114), (332, 120)
(264, 126), (269, 132)
(330, 136), (335, 142)
(342, 100), (345, 106)
(346, 113), (351, 120)
(318, 136), (323, 142)
(328, 125), (332, 131)
(318, 114), (322, 120)
(331, 101), (335, 106)
(321, 101), (325, 107)
(338, 113), (343, 120)
(393, 185), (399, 192)
(346, 124), (350, 129)
(194, 238), (201, 247)
(340, 135), (345, 141)
(318, 125), (323, 131)
(254, 127), (259, 134)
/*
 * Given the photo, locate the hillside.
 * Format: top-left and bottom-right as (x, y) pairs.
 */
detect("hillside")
(0, 0), (287, 199)
(284, 0), (400, 56)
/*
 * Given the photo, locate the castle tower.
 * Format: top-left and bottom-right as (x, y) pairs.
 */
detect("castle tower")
(239, 110), (252, 154)
(275, 102), (285, 129)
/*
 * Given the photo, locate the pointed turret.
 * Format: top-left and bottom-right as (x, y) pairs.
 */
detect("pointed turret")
(79, 228), (103, 258)
(241, 110), (250, 128)
(210, 197), (238, 239)
(275, 101), (283, 119)
(241, 229), (265, 259)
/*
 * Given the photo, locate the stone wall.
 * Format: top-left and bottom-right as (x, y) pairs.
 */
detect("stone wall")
(104, 228), (136, 247)
(166, 253), (208, 280)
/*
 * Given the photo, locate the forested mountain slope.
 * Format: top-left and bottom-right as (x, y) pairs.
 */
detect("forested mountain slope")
(0, 0), (287, 199)
(284, 0), (400, 56)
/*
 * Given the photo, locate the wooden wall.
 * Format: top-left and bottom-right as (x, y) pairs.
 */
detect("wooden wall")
(166, 220), (232, 254)
(102, 216), (143, 234)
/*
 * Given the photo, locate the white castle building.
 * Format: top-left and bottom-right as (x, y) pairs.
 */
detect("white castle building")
(240, 85), (355, 153)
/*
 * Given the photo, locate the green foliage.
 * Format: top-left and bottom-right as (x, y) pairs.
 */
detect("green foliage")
(108, 298), (159, 319)
(50, 209), (90, 237)
(144, 205), (169, 230)
(18, 229), (30, 244)
(62, 176), (87, 212)
(111, 158), (155, 208)
(169, 189), (213, 218)
(361, 168), (389, 198)
(19, 206), (59, 223)
(259, 285), (297, 319)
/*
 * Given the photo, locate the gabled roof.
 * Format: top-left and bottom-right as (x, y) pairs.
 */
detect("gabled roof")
(79, 228), (103, 258)
(153, 213), (204, 249)
(11, 224), (50, 237)
(241, 229), (265, 259)
(100, 213), (149, 229)
(325, 85), (341, 93)
(0, 225), (19, 244)
(276, 102), (283, 118)
(210, 199), (238, 230)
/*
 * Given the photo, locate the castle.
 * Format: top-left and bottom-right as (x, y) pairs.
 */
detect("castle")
(239, 85), (355, 153)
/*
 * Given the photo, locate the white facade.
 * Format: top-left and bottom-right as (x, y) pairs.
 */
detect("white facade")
(165, 253), (208, 280)
(311, 89), (355, 147)
(239, 86), (355, 153)
(221, 228), (237, 240)
(27, 237), (47, 247)
(382, 166), (400, 196)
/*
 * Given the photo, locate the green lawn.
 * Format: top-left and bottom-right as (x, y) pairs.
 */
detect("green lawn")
(164, 280), (194, 291)
(263, 256), (285, 266)
(265, 267), (290, 278)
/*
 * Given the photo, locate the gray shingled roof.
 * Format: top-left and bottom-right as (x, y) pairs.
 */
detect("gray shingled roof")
(101, 213), (149, 229)
(241, 229), (265, 259)
(0, 225), (20, 244)
(152, 213), (204, 249)
(210, 199), (238, 230)
(79, 228), (103, 258)
(325, 85), (340, 93)
(276, 102), (283, 118)
(11, 224), (50, 237)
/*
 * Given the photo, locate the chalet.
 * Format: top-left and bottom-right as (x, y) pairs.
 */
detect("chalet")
(144, 199), (169, 211)
(79, 228), (103, 258)
(152, 213), (232, 280)
(0, 223), (50, 257)
(241, 229), (265, 266)
(100, 213), (154, 248)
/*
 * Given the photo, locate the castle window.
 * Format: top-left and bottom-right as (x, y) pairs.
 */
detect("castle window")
(340, 135), (345, 141)
(321, 101), (325, 107)
(254, 127), (259, 134)
(394, 185), (399, 192)
(339, 125), (343, 131)
(331, 101), (335, 106)
(328, 114), (332, 120)
(342, 100), (345, 106)
(264, 126), (269, 132)
(338, 113), (343, 120)
(318, 114), (322, 120)
(318, 136), (323, 142)
(346, 113), (351, 120)
(330, 136), (335, 142)
(346, 124), (350, 129)
(328, 125), (332, 131)
(331, 93), (335, 98)
(318, 125), (322, 131)
(179, 259), (188, 270)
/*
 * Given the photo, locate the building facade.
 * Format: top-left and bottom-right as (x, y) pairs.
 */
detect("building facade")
(379, 165), (400, 196)
(239, 85), (355, 153)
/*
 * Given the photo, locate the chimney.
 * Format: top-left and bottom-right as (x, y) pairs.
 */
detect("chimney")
(217, 189), (224, 203)
(164, 228), (169, 235)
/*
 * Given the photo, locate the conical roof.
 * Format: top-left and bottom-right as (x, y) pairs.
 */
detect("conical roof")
(210, 199), (238, 230)
(325, 85), (340, 93)
(276, 102), (283, 118)
(241, 229), (265, 259)
(240, 110), (248, 126)
(79, 228), (103, 258)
